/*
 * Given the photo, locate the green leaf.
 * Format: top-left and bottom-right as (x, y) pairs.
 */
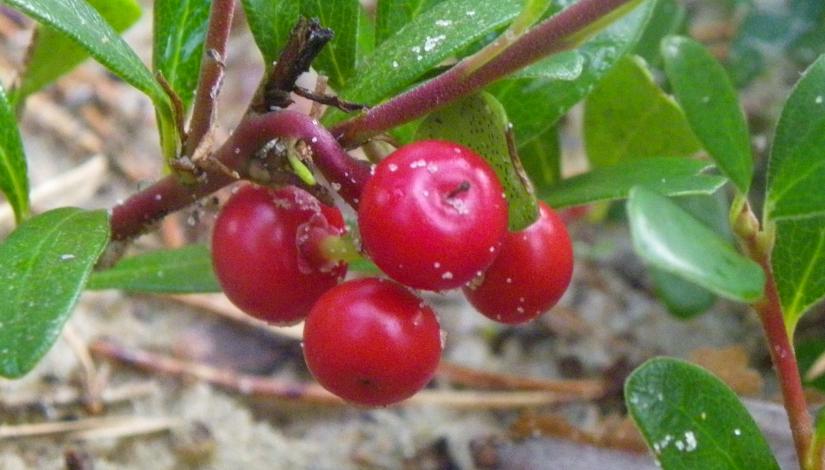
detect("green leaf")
(88, 245), (220, 294)
(626, 357), (780, 470)
(0, 208), (110, 378)
(520, 125), (561, 191)
(4, 0), (163, 103)
(16, 0), (142, 99)
(626, 186), (764, 302)
(772, 216), (825, 333)
(650, 268), (716, 319)
(375, 0), (444, 46)
(662, 36), (753, 194)
(356, 5), (375, 61)
(302, 0), (360, 90)
(0, 84), (29, 224)
(766, 54), (825, 221)
(796, 338), (825, 393)
(153, 0), (211, 108)
(492, 0), (656, 150)
(337, 0), (523, 110)
(541, 158), (726, 209)
(584, 55), (701, 168)
(241, 0), (301, 64)
(415, 92), (540, 231)
(631, 0), (684, 65)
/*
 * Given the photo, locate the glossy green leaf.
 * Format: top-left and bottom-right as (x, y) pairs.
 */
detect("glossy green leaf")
(766, 54), (825, 221)
(16, 0), (141, 99)
(631, 0), (684, 65)
(415, 92), (539, 230)
(153, 0), (211, 108)
(4, 0), (163, 103)
(626, 186), (764, 302)
(584, 55), (701, 168)
(541, 158), (726, 209)
(302, 0), (360, 90)
(772, 216), (825, 333)
(492, 0), (656, 150)
(520, 125), (561, 191)
(375, 0), (444, 46)
(88, 245), (220, 294)
(0, 208), (110, 378)
(626, 357), (780, 470)
(241, 0), (301, 64)
(338, 0), (523, 110)
(662, 36), (753, 194)
(0, 84), (29, 224)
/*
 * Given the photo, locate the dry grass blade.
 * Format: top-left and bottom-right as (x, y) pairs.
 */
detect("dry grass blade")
(1, 382), (157, 412)
(0, 415), (179, 441)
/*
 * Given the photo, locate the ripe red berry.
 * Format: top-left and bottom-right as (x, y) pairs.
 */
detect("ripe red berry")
(463, 202), (573, 324)
(358, 140), (508, 290)
(303, 278), (442, 406)
(211, 184), (347, 325)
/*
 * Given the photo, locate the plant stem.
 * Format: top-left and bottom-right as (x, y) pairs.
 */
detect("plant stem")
(110, 111), (369, 240)
(736, 204), (813, 468)
(184, 0), (236, 157)
(332, 0), (636, 148)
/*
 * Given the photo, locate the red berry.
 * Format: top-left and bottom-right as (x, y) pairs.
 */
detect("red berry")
(211, 185), (347, 325)
(358, 140), (508, 290)
(463, 202), (573, 324)
(303, 278), (442, 406)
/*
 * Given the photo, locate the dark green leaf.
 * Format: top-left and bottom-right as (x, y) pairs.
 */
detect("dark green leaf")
(772, 216), (825, 333)
(766, 54), (825, 221)
(375, 0), (443, 46)
(662, 36), (753, 194)
(0, 84), (29, 224)
(415, 93), (539, 231)
(520, 125), (561, 190)
(796, 339), (825, 393)
(88, 245), (220, 294)
(241, 0), (301, 64)
(302, 0), (360, 90)
(338, 0), (523, 110)
(626, 357), (780, 470)
(541, 158), (726, 209)
(584, 55), (701, 168)
(4, 0), (164, 103)
(492, 0), (656, 150)
(0, 208), (110, 378)
(627, 186), (764, 302)
(16, 0), (141, 99)
(631, 0), (684, 65)
(650, 268), (716, 319)
(153, 0), (211, 108)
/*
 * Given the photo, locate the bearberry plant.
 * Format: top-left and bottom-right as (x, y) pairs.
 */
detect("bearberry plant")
(0, 0), (824, 468)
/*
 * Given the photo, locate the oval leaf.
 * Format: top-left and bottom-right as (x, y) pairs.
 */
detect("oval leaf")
(0, 208), (110, 378)
(0, 84), (29, 224)
(17, 0), (141, 99)
(662, 36), (753, 194)
(241, 0), (301, 64)
(772, 216), (825, 333)
(492, 0), (656, 150)
(584, 55), (701, 168)
(153, 0), (211, 108)
(375, 0), (444, 46)
(88, 245), (220, 294)
(302, 0), (361, 90)
(766, 53), (825, 221)
(415, 92), (539, 230)
(541, 158), (726, 209)
(626, 357), (780, 469)
(626, 186), (764, 302)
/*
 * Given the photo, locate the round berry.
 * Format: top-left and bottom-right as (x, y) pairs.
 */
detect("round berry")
(358, 140), (508, 290)
(212, 184), (347, 325)
(463, 202), (573, 324)
(303, 278), (442, 406)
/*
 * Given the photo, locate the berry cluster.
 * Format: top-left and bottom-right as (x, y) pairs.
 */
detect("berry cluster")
(211, 140), (573, 406)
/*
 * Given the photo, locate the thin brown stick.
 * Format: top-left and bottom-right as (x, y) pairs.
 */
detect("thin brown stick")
(185, 0), (236, 157)
(436, 362), (606, 397)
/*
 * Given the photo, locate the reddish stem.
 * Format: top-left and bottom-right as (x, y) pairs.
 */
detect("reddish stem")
(185, 0), (236, 157)
(111, 111), (369, 240)
(332, 0), (634, 148)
